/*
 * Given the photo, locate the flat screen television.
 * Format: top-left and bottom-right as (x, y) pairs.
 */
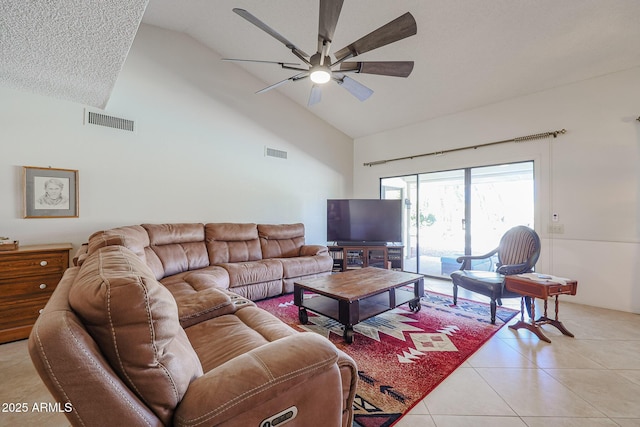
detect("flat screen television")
(327, 199), (402, 245)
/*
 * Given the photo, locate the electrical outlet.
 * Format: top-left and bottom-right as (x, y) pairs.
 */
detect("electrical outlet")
(548, 224), (564, 234)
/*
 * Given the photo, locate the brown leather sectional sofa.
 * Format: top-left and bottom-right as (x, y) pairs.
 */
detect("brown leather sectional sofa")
(29, 223), (358, 426)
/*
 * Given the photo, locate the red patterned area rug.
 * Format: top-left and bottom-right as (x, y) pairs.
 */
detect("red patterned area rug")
(256, 291), (518, 427)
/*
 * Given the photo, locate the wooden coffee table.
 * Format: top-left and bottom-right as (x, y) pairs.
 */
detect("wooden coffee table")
(293, 267), (424, 343)
(505, 273), (578, 343)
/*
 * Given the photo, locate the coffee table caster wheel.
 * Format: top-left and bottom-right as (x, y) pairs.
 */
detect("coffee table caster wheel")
(409, 300), (421, 312)
(343, 326), (354, 344)
(298, 308), (308, 324)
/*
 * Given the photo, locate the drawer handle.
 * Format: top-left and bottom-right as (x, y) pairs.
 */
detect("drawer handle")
(39, 284), (47, 289)
(40, 260), (48, 267)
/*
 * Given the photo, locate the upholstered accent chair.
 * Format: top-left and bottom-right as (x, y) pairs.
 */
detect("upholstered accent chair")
(450, 226), (541, 324)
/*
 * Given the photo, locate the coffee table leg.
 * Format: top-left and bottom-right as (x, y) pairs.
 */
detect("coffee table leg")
(343, 325), (354, 344)
(298, 307), (308, 324)
(408, 277), (423, 312)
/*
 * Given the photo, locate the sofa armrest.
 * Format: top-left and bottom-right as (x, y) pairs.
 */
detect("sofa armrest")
(177, 289), (254, 328)
(300, 244), (328, 257)
(73, 243), (89, 266)
(174, 333), (342, 427)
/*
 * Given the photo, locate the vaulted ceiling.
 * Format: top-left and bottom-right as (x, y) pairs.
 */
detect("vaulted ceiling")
(3, 1), (640, 138)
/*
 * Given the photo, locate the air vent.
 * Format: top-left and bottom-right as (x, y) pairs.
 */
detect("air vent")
(265, 146), (288, 160)
(85, 110), (135, 132)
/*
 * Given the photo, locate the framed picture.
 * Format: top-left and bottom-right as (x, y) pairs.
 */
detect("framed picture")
(23, 166), (79, 218)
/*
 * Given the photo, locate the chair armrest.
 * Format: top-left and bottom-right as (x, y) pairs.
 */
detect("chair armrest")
(300, 244), (329, 256)
(496, 262), (532, 275)
(174, 333), (340, 427)
(456, 248), (498, 270)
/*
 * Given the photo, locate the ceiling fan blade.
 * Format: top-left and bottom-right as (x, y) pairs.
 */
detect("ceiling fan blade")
(334, 12), (417, 61)
(222, 58), (301, 66)
(233, 8), (310, 58)
(222, 58), (308, 72)
(308, 85), (322, 106)
(339, 61), (414, 77)
(336, 75), (373, 101)
(256, 72), (308, 94)
(317, 0), (344, 54)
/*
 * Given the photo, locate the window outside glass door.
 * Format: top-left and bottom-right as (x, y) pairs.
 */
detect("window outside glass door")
(381, 161), (533, 277)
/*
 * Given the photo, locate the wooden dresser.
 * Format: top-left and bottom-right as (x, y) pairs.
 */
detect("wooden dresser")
(0, 243), (73, 344)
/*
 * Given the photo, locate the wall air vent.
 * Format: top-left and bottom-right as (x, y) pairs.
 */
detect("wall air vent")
(265, 146), (288, 160)
(85, 110), (135, 132)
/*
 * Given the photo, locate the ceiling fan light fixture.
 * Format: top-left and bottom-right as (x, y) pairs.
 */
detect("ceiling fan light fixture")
(310, 66), (331, 84)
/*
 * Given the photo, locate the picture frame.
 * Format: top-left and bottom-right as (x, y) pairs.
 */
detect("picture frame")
(23, 166), (79, 218)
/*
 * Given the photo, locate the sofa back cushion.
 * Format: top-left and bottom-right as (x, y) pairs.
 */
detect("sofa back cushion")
(258, 223), (305, 258)
(142, 223), (209, 278)
(86, 225), (165, 280)
(205, 223), (262, 264)
(68, 245), (203, 425)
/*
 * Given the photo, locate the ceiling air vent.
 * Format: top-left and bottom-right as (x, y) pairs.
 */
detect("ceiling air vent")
(265, 146), (288, 160)
(85, 110), (135, 132)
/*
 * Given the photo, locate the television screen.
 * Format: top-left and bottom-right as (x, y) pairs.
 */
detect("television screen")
(327, 199), (402, 244)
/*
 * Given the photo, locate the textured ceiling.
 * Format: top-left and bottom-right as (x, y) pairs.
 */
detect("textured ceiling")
(2, 1), (640, 138)
(0, 0), (148, 108)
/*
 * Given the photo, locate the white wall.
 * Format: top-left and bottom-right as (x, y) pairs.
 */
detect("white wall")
(0, 24), (353, 250)
(354, 67), (640, 313)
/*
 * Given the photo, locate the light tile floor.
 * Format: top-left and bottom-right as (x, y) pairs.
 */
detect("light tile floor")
(0, 279), (638, 426)
(396, 279), (640, 427)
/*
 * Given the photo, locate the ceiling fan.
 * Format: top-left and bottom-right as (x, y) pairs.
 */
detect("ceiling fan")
(224, 0), (417, 106)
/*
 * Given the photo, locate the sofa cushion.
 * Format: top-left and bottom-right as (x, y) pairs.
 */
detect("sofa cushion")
(220, 259), (283, 288)
(186, 304), (297, 372)
(278, 256), (333, 279)
(205, 223), (262, 264)
(87, 225), (165, 279)
(160, 266), (230, 299)
(68, 245), (203, 425)
(87, 225), (149, 257)
(258, 223), (305, 258)
(142, 223), (209, 278)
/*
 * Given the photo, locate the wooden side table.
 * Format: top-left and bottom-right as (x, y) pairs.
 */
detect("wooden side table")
(505, 274), (577, 343)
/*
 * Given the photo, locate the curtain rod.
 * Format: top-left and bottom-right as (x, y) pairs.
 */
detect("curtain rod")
(363, 129), (567, 167)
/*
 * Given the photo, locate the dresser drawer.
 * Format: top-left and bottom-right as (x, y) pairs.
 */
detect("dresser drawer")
(547, 282), (578, 296)
(0, 274), (61, 303)
(0, 251), (67, 279)
(0, 296), (51, 331)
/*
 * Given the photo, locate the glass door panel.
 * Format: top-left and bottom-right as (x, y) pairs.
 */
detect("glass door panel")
(470, 162), (534, 256)
(345, 249), (364, 270)
(367, 248), (386, 269)
(381, 176), (417, 272)
(418, 170), (466, 277)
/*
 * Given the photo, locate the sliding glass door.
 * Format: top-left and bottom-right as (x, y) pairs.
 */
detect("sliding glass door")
(381, 161), (533, 277)
(469, 163), (534, 254)
(417, 170), (466, 276)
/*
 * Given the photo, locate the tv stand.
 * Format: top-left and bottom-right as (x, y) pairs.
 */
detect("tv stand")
(335, 241), (398, 247)
(328, 244), (404, 272)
